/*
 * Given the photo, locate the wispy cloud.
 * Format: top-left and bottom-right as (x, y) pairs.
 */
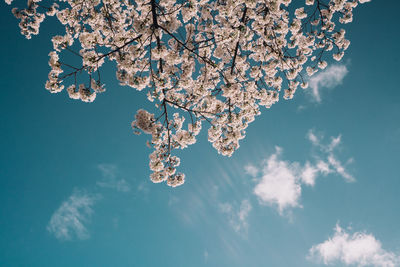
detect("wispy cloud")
(308, 224), (400, 267)
(327, 155), (354, 182)
(308, 64), (348, 102)
(249, 130), (354, 215)
(47, 190), (100, 241)
(219, 199), (252, 233)
(307, 130), (341, 153)
(170, 191), (209, 226)
(204, 250), (209, 263)
(96, 164), (130, 192)
(307, 129), (355, 182)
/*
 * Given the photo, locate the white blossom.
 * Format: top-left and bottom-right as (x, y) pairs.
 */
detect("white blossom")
(132, 109), (155, 134)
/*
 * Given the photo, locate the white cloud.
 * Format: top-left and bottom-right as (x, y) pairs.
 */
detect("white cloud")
(308, 130), (321, 147)
(251, 130), (355, 215)
(244, 164), (259, 177)
(253, 147), (302, 213)
(308, 64), (348, 102)
(96, 164), (130, 192)
(308, 224), (400, 267)
(315, 160), (332, 175)
(219, 199), (252, 233)
(300, 161), (319, 186)
(47, 190), (99, 241)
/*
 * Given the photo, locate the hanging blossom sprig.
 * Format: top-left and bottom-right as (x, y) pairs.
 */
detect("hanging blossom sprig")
(6, 0), (370, 187)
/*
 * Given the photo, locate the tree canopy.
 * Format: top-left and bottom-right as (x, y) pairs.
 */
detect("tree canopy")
(6, 0), (370, 186)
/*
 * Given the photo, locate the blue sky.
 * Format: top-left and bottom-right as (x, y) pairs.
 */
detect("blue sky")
(1, 1), (400, 266)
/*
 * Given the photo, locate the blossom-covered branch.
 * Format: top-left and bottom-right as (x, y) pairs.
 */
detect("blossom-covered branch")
(6, 0), (370, 186)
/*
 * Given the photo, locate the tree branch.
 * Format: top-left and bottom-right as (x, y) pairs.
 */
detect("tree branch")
(231, 5), (247, 75)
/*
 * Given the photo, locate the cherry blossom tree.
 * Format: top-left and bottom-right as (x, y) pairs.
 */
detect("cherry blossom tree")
(6, 0), (370, 187)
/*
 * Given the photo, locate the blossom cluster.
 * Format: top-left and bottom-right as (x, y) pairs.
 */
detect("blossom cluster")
(6, 0), (370, 186)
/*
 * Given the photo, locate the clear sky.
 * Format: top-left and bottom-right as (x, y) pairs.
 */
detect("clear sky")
(1, 1), (400, 267)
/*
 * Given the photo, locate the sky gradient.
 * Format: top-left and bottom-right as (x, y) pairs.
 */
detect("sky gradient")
(1, 1), (400, 266)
